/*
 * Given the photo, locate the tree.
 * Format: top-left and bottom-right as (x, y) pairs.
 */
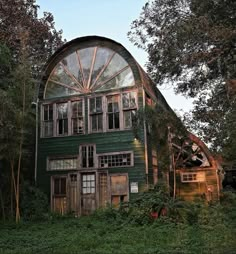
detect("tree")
(129, 0), (236, 161)
(0, 0), (64, 78)
(0, 0), (64, 221)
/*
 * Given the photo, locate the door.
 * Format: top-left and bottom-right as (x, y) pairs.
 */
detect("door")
(68, 173), (79, 215)
(81, 173), (96, 215)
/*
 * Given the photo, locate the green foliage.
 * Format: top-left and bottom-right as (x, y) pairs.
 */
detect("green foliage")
(20, 182), (48, 221)
(0, 196), (236, 254)
(129, 0), (236, 158)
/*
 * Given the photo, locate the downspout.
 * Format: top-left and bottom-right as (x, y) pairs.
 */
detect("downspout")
(142, 88), (149, 186)
(34, 98), (39, 185)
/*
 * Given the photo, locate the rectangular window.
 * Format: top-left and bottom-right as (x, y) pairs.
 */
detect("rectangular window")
(57, 103), (68, 135)
(181, 172), (205, 183)
(72, 101), (84, 135)
(90, 97), (103, 132)
(98, 152), (133, 168)
(54, 177), (67, 196)
(43, 104), (53, 137)
(122, 92), (137, 129)
(107, 95), (120, 130)
(80, 145), (95, 168)
(82, 173), (95, 194)
(48, 157), (78, 171)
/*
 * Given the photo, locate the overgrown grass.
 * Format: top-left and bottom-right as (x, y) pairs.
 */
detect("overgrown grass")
(0, 190), (236, 254)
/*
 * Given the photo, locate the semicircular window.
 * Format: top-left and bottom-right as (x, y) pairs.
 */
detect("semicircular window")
(44, 47), (135, 99)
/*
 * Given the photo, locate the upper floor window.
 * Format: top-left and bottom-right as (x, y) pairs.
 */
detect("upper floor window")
(89, 97), (103, 132)
(42, 104), (53, 137)
(107, 95), (120, 130)
(57, 103), (68, 135)
(122, 92), (137, 129)
(72, 101), (84, 134)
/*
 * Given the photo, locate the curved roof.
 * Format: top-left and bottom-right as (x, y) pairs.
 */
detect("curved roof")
(39, 36), (143, 100)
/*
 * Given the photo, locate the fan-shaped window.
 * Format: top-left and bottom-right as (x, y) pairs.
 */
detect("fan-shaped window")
(44, 47), (135, 99)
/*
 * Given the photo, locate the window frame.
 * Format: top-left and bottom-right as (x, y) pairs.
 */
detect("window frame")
(79, 144), (96, 169)
(122, 91), (137, 129)
(181, 172), (205, 183)
(71, 99), (84, 135)
(88, 96), (104, 133)
(56, 102), (69, 136)
(98, 151), (134, 168)
(41, 104), (54, 137)
(106, 94), (120, 131)
(47, 156), (78, 171)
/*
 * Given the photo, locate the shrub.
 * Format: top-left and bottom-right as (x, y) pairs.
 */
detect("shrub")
(21, 182), (49, 221)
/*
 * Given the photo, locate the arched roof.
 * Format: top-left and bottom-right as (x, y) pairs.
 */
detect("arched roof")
(38, 36), (144, 100)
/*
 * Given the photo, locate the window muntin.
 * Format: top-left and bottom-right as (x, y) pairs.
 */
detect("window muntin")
(57, 103), (68, 135)
(82, 174), (95, 194)
(107, 95), (120, 130)
(42, 104), (53, 137)
(72, 101), (84, 134)
(122, 92), (137, 129)
(80, 145), (95, 168)
(54, 177), (67, 196)
(181, 172), (205, 183)
(89, 97), (103, 132)
(48, 157), (78, 171)
(98, 152), (133, 168)
(44, 46), (135, 99)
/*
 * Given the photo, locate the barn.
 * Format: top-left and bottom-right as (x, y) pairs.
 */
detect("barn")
(36, 36), (222, 215)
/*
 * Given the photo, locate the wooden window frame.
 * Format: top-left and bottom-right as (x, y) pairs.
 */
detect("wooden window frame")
(71, 100), (84, 135)
(47, 156), (78, 171)
(88, 96), (104, 133)
(79, 144), (97, 169)
(41, 104), (54, 137)
(98, 151), (134, 168)
(181, 172), (205, 183)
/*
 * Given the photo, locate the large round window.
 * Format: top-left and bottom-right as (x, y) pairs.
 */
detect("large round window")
(44, 47), (135, 99)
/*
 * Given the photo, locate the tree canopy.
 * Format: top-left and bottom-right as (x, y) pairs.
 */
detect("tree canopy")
(129, 0), (236, 161)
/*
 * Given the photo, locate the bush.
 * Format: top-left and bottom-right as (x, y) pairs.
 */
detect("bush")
(21, 182), (49, 221)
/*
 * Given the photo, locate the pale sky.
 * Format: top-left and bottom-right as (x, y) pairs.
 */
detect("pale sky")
(36, 0), (193, 112)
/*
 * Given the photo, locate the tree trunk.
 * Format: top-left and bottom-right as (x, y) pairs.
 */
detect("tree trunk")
(0, 189), (5, 221)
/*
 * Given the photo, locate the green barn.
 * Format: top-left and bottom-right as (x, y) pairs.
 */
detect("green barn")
(36, 36), (222, 216)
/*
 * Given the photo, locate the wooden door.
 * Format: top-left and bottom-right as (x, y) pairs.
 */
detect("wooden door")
(68, 173), (79, 215)
(81, 173), (96, 215)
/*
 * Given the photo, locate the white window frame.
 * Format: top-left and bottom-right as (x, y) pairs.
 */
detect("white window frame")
(98, 151), (134, 168)
(181, 172), (205, 183)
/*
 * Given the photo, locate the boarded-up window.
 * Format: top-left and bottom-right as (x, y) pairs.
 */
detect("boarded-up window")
(110, 174), (128, 206)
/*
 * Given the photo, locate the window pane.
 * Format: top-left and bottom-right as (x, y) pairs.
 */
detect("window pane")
(114, 112), (120, 129)
(62, 52), (83, 84)
(60, 178), (66, 195)
(57, 103), (68, 119)
(54, 178), (60, 195)
(95, 53), (128, 86)
(45, 81), (78, 99)
(97, 68), (134, 91)
(91, 47), (114, 85)
(78, 47), (95, 86)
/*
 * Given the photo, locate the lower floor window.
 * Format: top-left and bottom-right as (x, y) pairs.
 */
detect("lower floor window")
(181, 172), (205, 183)
(82, 174), (95, 194)
(54, 177), (67, 196)
(98, 152), (133, 168)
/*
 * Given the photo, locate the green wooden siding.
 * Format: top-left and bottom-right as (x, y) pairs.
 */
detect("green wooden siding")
(37, 130), (146, 197)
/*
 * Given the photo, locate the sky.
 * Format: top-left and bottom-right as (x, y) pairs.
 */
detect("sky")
(36, 0), (193, 112)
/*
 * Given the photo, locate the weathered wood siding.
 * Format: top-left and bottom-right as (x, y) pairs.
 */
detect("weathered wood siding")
(37, 130), (146, 198)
